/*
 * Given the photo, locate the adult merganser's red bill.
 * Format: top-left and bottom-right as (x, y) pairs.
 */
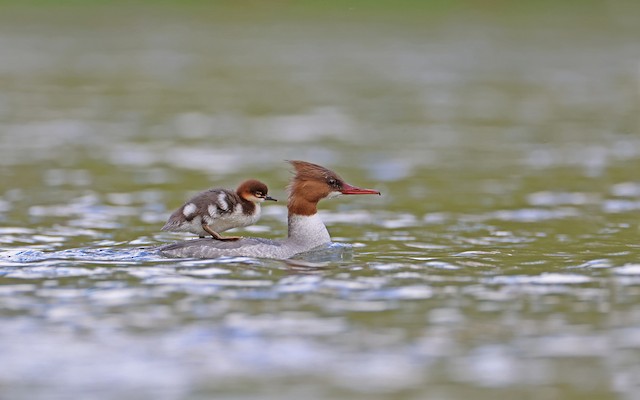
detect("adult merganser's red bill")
(161, 179), (277, 241)
(159, 160), (380, 259)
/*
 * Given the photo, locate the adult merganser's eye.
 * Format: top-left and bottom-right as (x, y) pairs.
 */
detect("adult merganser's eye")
(327, 178), (338, 187)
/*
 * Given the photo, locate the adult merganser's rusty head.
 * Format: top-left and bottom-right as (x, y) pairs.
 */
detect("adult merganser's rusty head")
(287, 160), (381, 216)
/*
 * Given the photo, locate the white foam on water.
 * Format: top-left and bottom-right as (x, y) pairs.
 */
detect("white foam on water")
(486, 273), (592, 285)
(613, 264), (640, 275)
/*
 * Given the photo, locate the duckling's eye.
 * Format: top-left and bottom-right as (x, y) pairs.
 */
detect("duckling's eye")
(255, 191), (264, 197)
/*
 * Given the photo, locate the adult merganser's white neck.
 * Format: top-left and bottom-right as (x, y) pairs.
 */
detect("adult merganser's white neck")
(159, 160), (380, 259)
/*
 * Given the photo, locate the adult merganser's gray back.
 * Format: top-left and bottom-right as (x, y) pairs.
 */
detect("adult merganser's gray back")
(159, 160), (380, 259)
(161, 179), (277, 240)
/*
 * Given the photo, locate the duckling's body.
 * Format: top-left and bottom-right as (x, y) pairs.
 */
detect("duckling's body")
(161, 179), (276, 240)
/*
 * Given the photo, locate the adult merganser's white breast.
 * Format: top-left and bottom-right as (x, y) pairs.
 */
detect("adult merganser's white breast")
(287, 214), (330, 245)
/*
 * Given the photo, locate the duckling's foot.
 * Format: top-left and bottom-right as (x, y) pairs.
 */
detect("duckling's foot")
(202, 224), (242, 241)
(215, 236), (242, 241)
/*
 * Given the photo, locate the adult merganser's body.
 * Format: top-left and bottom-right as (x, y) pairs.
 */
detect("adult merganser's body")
(159, 160), (380, 259)
(161, 179), (276, 241)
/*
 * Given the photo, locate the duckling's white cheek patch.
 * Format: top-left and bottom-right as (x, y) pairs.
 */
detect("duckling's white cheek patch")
(327, 191), (342, 199)
(183, 203), (197, 217)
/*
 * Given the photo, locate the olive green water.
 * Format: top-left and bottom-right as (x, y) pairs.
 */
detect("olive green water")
(1, 3), (640, 399)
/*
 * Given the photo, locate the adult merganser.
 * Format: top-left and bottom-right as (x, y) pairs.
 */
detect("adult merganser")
(161, 179), (277, 240)
(159, 160), (380, 259)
